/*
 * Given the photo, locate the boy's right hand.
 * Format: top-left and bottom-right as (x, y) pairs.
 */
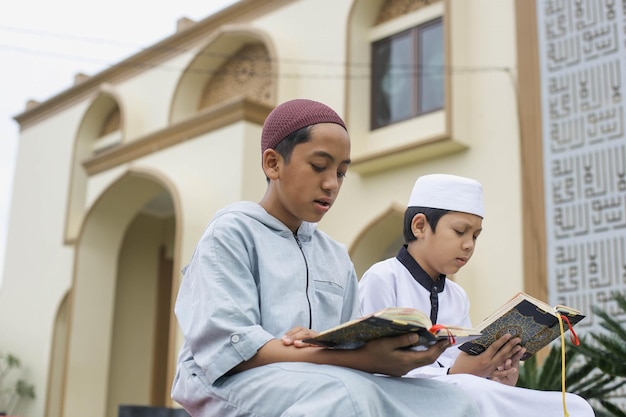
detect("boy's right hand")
(354, 333), (449, 377)
(281, 326), (319, 347)
(231, 332), (448, 377)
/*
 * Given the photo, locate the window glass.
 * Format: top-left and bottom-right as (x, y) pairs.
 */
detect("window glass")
(419, 21), (444, 113)
(372, 31), (413, 127)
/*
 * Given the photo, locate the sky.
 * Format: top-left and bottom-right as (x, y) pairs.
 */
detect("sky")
(0, 0), (240, 284)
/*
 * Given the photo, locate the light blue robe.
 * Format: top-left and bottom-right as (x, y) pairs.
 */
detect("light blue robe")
(172, 202), (480, 416)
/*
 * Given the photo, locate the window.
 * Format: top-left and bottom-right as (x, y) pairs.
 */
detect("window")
(371, 18), (444, 130)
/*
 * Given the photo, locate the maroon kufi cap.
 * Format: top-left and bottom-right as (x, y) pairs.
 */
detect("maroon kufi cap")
(261, 99), (346, 153)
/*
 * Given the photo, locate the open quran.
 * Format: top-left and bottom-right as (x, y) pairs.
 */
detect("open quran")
(458, 292), (585, 360)
(303, 307), (481, 350)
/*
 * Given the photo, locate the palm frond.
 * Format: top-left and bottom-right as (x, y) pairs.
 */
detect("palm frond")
(516, 290), (626, 417)
(597, 399), (626, 417)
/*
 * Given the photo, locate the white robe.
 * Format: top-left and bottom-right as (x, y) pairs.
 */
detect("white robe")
(359, 251), (595, 417)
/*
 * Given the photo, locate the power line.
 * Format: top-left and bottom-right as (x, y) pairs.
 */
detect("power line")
(0, 24), (514, 76)
(0, 44), (116, 66)
(0, 43), (513, 83)
(0, 24), (141, 49)
(0, 24), (365, 68)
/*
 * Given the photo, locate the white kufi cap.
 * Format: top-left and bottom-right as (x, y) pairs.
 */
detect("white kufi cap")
(408, 174), (484, 218)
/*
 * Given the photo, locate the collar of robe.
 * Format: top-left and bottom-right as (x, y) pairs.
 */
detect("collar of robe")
(396, 245), (446, 324)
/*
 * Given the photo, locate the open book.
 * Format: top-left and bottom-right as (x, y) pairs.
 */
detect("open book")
(458, 292), (585, 360)
(303, 307), (482, 350)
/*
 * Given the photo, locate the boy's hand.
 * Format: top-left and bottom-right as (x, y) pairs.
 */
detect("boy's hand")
(489, 344), (525, 386)
(281, 326), (319, 347)
(354, 333), (450, 377)
(234, 332), (448, 376)
(449, 333), (523, 382)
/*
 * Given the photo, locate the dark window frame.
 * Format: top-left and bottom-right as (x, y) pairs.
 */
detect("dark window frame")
(370, 17), (444, 130)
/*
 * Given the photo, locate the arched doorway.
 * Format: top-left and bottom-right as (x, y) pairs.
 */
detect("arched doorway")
(62, 171), (180, 417)
(350, 204), (405, 280)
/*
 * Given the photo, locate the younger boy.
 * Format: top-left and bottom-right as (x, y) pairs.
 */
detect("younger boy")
(359, 173), (595, 417)
(171, 102), (480, 416)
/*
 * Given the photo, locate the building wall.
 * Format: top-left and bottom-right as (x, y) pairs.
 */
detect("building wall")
(0, 1), (526, 416)
(0, 105), (81, 417)
(330, 0), (524, 322)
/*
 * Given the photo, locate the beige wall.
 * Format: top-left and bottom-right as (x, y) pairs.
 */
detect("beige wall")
(448, 0), (523, 321)
(0, 106), (80, 417)
(0, 1), (526, 416)
(327, 0), (524, 323)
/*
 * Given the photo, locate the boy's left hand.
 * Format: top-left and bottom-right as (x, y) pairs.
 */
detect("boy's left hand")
(281, 326), (319, 347)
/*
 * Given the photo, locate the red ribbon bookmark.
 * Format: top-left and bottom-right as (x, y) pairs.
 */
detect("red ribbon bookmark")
(429, 324), (455, 345)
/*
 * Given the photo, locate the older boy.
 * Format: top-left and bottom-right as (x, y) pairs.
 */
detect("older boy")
(359, 173), (595, 416)
(171, 101), (480, 416)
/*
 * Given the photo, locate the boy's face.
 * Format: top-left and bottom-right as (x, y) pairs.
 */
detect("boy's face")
(413, 211), (482, 279)
(262, 123), (350, 232)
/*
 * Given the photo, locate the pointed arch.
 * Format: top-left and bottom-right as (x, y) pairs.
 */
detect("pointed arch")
(170, 25), (278, 124)
(65, 85), (127, 243)
(44, 292), (70, 417)
(349, 203), (405, 279)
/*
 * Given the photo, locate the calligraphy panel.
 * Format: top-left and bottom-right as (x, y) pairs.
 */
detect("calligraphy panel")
(537, 0), (626, 404)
